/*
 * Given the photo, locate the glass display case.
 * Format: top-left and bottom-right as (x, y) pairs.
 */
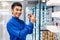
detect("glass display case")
(25, 0), (60, 40)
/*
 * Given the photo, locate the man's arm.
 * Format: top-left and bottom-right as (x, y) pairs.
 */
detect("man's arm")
(7, 22), (29, 39)
(24, 22), (34, 34)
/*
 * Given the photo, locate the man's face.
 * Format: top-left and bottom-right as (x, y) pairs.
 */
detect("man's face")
(12, 6), (22, 18)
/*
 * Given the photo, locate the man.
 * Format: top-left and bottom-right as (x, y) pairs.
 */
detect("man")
(7, 2), (36, 40)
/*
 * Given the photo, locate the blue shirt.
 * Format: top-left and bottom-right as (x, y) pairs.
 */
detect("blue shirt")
(7, 16), (34, 40)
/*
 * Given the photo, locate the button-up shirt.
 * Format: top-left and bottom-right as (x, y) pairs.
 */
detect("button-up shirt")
(7, 16), (34, 40)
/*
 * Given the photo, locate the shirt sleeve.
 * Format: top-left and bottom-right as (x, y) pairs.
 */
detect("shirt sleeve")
(7, 22), (29, 39)
(24, 22), (34, 34)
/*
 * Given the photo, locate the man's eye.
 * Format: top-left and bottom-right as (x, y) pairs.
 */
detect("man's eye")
(16, 9), (19, 11)
(20, 9), (22, 11)
(16, 9), (22, 11)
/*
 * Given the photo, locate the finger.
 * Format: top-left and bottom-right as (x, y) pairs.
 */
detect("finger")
(28, 14), (32, 19)
(32, 15), (36, 18)
(28, 14), (32, 17)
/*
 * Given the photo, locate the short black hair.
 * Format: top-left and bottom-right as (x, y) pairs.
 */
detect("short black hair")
(11, 2), (22, 9)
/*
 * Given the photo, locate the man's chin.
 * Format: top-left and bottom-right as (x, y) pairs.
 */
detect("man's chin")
(13, 15), (20, 18)
(17, 16), (20, 18)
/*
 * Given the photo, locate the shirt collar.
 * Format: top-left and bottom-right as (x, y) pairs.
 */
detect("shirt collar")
(12, 16), (20, 21)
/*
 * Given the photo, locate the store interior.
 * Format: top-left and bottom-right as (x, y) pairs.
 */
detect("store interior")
(0, 0), (60, 40)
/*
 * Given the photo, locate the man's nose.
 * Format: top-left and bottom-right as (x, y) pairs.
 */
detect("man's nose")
(17, 11), (21, 13)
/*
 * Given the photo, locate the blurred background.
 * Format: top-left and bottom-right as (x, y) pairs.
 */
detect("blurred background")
(0, 0), (60, 40)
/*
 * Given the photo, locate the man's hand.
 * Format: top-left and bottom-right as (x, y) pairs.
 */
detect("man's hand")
(28, 14), (36, 23)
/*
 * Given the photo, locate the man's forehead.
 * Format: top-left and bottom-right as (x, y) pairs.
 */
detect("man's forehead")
(14, 6), (22, 9)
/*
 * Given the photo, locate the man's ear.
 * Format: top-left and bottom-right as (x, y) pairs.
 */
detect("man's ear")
(11, 9), (13, 14)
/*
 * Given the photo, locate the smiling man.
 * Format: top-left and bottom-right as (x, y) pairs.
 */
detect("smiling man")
(7, 2), (36, 40)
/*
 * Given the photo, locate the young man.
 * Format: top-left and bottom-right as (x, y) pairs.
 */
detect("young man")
(7, 2), (36, 40)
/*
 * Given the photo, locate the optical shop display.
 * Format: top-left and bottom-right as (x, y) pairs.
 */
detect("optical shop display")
(26, 0), (60, 40)
(46, 2), (60, 40)
(39, 2), (55, 40)
(30, 2), (55, 40)
(40, 30), (54, 40)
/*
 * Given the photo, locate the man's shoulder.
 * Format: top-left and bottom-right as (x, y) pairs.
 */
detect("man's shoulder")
(7, 17), (15, 24)
(7, 19), (12, 25)
(19, 19), (25, 23)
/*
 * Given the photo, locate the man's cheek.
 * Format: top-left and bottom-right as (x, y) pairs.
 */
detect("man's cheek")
(17, 14), (21, 17)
